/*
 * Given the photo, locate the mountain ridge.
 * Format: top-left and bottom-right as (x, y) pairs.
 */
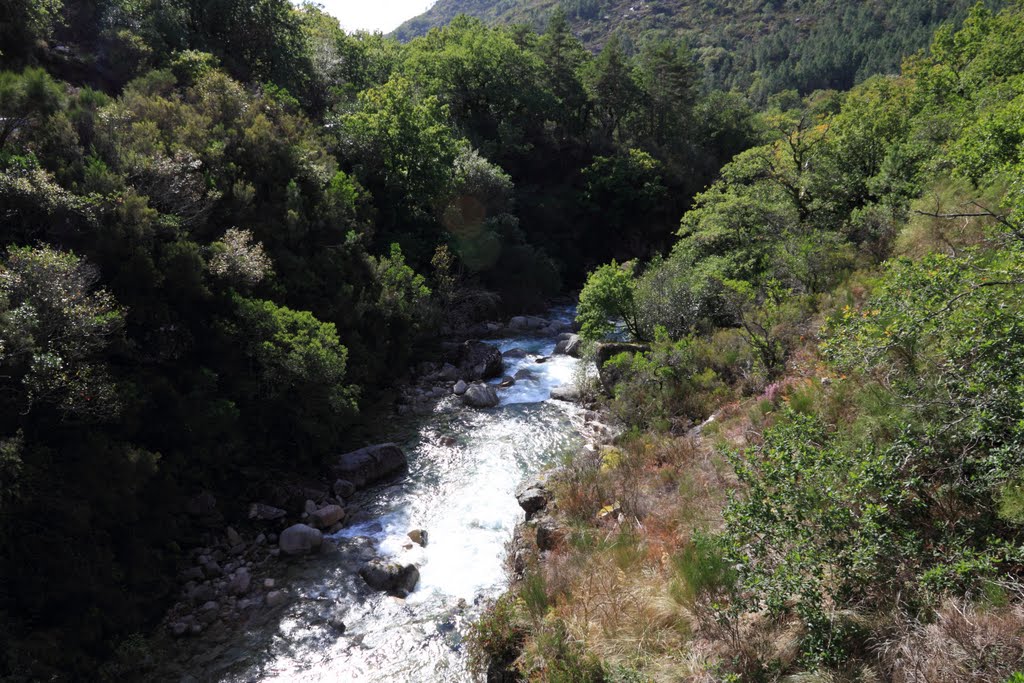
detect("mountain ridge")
(393, 0), (998, 99)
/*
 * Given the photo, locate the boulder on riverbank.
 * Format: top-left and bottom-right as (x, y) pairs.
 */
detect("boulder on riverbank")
(359, 560), (420, 597)
(457, 340), (504, 380)
(330, 443), (407, 489)
(595, 342), (650, 393)
(462, 383), (499, 409)
(515, 475), (550, 521)
(554, 333), (582, 357)
(278, 524), (323, 556)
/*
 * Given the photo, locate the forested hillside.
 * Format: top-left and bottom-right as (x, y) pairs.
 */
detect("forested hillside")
(472, 2), (1024, 680)
(395, 0), (1002, 100)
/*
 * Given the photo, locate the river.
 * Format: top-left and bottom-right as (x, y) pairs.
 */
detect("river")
(177, 307), (585, 682)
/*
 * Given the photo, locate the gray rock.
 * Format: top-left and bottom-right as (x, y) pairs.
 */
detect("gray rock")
(201, 560), (223, 579)
(457, 341), (503, 380)
(453, 379), (468, 395)
(266, 590), (288, 607)
(331, 443), (408, 489)
(554, 333), (582, 357)
(515, 476), (550, 521)
(225, 527), (242, 547)
(437, 363), (460, 381)
(311, 504), (345, 529)
(550, 384), (582, 402)
(408, 529), (428, 547)
(304, 499), (318, 516)
(188, 583), (215, 605)
(462, 383), (499, 409)
(278, 524), (323, 556)
(170, 622), (189, 638)
(228, 568), (251, 595)
(359, 560), (420, 598)
(499, 375), (516, 387)
(514, 369), (534, 381)
(502, 348), (528, 359)
(248, 502), (286, 521)
(263, 578), (276, 589)
(332, 479), (356, 499)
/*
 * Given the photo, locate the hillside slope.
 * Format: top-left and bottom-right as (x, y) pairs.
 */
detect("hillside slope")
(394, 0), (998, 99)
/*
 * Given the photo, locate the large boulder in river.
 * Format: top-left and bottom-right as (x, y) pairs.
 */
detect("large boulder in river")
(554, 334), (582, 358)
(595, 342), (650, 394)
(359, 560), (420, 597)
(457, 341), (504, 380)
(279, 524), (323, 555)
(330, 443), (407, 489)
(462, 383), (499, 409)
(550, 384), (583, 402)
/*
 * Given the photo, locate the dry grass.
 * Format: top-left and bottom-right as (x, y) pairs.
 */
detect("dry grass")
(875, 598), (1024, 683)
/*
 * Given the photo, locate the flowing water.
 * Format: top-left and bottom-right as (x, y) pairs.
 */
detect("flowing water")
(188, 307), (585, 682)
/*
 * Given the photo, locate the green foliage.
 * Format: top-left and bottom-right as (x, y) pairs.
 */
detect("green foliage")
(669, 532), (736, 606)
(576, 261), (639, 341)
(0, 246), (124, 420)
(468, 593), (528, 676)
(723, 410), (910, 664)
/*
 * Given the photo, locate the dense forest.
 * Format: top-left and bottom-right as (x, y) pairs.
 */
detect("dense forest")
(4, 0), (1024, 680)
(472, 2), (1024, 680)
(394, 0), (1004, 101)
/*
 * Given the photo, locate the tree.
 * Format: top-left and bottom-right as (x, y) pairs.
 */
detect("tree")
(576, 260), (642, 341)
(584, 34), (642, 142)
(0, 246), (124, 422)
(0, 68), (66, 151)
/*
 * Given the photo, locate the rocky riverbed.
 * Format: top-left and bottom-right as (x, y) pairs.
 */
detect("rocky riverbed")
(150, 306), (613, 682)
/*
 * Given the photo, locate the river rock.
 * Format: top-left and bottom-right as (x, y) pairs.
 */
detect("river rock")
(462, 383), (499, 409)
(457, 340), (504, 380)
(508, 315), (547, 331)
(248, 502), (286, 521)
(188, 583), (215, 605)
(499, 375), (516, 387)
(453, 379), (468, 395)
(554, 334), (582, 357)
(332, 479), (356, 499)
(516, 476), (550, 521)
(266, 590), (288, 607)
(408, 529), (428, 547)
(227, 567), (251, 595)
(225, 527), (242, 547)
(310, 504), (345, 529)
(550, 384), (582, 402)
(514, 369), (533, 381)
(278, 524), (323, 556)
(503, 348), (528, 359)
(595, 342), (650, 393)
(437, 363), (460, 382)
(359, 560), (420, 598)
(331, 443), (408, 489)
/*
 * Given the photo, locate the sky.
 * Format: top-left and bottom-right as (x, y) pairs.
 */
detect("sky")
(312, 0), (437, 33)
